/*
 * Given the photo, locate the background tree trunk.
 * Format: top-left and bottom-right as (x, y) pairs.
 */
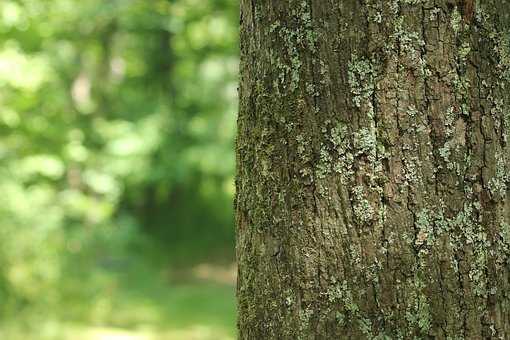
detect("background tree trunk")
(236, 1), (510, 338)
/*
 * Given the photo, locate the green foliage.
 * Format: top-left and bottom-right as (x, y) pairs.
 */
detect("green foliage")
(0, 0), (238, 336)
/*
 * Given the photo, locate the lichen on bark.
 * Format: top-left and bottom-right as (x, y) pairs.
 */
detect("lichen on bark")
(236, 1), (510, 338)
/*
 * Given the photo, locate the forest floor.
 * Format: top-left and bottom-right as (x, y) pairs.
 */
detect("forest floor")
(1, 260), (237, 340)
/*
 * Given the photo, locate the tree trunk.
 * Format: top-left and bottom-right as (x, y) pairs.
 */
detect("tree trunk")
(236, 1), (510, 338)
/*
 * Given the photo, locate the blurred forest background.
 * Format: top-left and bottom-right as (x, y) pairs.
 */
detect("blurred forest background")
(0, 0), (238, 339)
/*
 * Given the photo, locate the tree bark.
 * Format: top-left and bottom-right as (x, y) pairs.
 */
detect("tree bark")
(236, 1), (510, 338)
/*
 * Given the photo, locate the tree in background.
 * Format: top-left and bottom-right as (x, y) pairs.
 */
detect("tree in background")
(236, 0), (510, 338)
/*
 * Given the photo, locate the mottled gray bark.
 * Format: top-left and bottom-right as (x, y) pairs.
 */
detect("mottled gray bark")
(236, 1), (510, 338)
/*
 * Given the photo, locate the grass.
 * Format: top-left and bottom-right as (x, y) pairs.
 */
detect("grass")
(0, 247), (237, 340)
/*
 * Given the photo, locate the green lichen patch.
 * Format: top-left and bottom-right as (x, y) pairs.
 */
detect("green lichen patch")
(352, 185), (375, 224)
(354, 128), (377, 162)
(348, 54), (377, 118)
(488, 152), (509, 199)
(414, 209), (435, 247)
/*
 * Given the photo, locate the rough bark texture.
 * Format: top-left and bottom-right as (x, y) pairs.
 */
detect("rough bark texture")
(236, 1), (510, 338)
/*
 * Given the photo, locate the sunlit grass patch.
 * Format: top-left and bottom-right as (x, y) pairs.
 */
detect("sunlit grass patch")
(0, 261), (236, 340)
(66, 324), (234, 340)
